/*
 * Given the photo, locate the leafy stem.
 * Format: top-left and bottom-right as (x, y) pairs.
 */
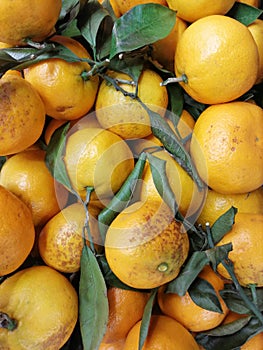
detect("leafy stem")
(206, 223), (263, 325)
(0, 312), (17, 331)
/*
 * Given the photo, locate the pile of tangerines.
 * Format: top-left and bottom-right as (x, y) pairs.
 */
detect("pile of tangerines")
(0, 0), (262, 349)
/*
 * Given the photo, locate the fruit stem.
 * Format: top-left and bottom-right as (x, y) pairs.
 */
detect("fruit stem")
(81, 59), (110, 81)
(160, 74), (188, 86)
(0, 312), (17, 331)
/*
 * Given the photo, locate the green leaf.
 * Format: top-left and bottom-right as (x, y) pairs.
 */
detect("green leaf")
(98, 152), (147, 242)
(139, 289), (157, 350)
(110, 4), (176, 58)
(227, 2), (263, 26)
(108, 52), (145, 82)
(0, 156), (6, 171)
(188, 277), (223, 313)
(144, 105), (205, 191)
(167, 83), (184, 118)
(146, 153), (178, 215)
(211, 207), (237, 245)
(205, 243), (233, 270)
(205, 316), (251, 337)
(45, 122), (73, 192)
(77, 0), (113, 58)
(166, 251), (210, 296)
(57, 0), (81, 33)
(196, 316), (263, 350)
(79, 245), (109, 350)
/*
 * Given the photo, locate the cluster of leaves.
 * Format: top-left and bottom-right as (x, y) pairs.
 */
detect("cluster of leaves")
(1, 1), (263, 349)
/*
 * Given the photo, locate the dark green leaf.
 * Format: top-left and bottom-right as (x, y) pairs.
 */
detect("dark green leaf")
(0, 156), (6, 171)
(45, 122), (73, 192)
(110, 4), (176, 58)
(139, 289), (157, 350)
(78, 0), (113, 58)
(108, 52), (145, 82)
(59, 0), (80, 21)
(227, 2), (263, 26)
(196, 316), (263, 350)
(146, 153), (178, 215)
(205, 243), (233, 270)
(166, 251), (210, 296)
(143, 105), (205, 190)
(61, 19), (81, 37)
(167, 83), (184, 118)
(205, 316), (251, 337)
(98, 152), (147, 242)
(189, 277), (223, 313)
(211, 207), (237, 245)
(79, 245), (109, 350)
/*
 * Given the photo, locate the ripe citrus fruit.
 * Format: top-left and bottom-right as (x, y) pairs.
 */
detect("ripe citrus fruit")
(38, 202), (102, 273)
(64, 127), (134, 201)
(216, 213), (263, 287)
(196, 187), (263, 227)
(99, 287), (149, 348)
(24, 35), (99, 120)
(123, 314), (200, 349)
(0, 0), (62, 46)
(174, 15), (259, 104)
(190, 101), (263, 194)
(241, 332), (263, 349)
(237, 0), (259, 5)
(95, 69), (168, 139)
(0, 149), (68, 227)
(0, 74), (46, 156)
(158, 265), (229, 332)
(0, 265), (78, 350)
(105, 199), (189, 289)
(114, 0), (167, 15)
(166, 0), (235, 22)
(0, 185), (35, 276)
(151, 16), (187, 72)
(138, 147), (206, 224)
(248, 19), (263, 84)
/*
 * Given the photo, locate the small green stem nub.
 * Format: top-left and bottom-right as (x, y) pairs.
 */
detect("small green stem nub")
(0, 312), (17, 331)
(160, 74), (188, 86)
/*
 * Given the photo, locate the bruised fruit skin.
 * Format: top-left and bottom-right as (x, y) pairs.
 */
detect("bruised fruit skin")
(105, 200), (189, 289)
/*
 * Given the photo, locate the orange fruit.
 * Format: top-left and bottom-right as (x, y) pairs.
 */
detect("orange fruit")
(105, 199), (189, 289)
(174, 15), (259, 104)
(190, 101), (263, 194)
(216, 213), (263, 287)
(24, 35), (99, 120)
(196, 187), (263, 228)
(166, 0), (236, 22)
(237, 0), (260, 6)
(0, 265), (78, 350)
(0, 185), (35, 276)
(0, 149), (69, 227)
(38, 202), (102, 273)
(114, 0), (167, 15)
(158, 265), (229, 332)
(95, 69), (168, 139)
(0, 74), (46, 156)
(99, 287), (149, 347)
(248, 19), (263, 84)
(241, 332), (263, 349)
(0, 0), (62, 46)
(123, 314), (200, 349)
(151, 16), (188, 72)
(44, 113), (101, 145)
(64, 127), (134, 201)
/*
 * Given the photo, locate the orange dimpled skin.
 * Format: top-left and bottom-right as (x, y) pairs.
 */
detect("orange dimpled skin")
(0, 75), (46, 156)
